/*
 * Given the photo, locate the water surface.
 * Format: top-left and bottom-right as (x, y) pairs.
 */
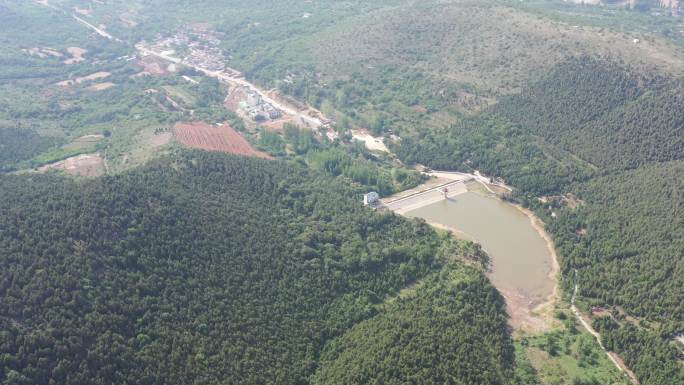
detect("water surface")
(406, 192), (554, 304)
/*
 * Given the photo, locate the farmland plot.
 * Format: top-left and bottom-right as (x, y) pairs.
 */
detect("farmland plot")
(174, 122), (271, 158)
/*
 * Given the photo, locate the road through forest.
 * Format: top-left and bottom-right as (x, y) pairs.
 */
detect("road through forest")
(571, 270), (640, 384)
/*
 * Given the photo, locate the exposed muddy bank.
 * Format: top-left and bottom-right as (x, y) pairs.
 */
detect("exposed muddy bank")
(395, 187), (559, 333)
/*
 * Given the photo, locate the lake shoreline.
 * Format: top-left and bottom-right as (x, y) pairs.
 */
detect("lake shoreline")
(385, 177), (560, 334)
(513, 204), (561, 332)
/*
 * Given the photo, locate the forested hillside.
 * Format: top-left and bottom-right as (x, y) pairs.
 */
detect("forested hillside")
(395, 56), (684, 384)
(2, 1), (683, 384)
(312, 266), (513, 385)
(493, 58), (683, 170)
(0, 128), (56, 172)
(546, 161), (684, 385)
(0, 152), (517, 385)
(549, 161), (683, 322)
(392, 115), (594, 195)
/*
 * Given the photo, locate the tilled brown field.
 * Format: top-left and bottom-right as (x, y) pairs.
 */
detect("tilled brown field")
(174, 122), (271, 158)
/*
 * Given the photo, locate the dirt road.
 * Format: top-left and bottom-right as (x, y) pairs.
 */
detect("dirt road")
(571, 270), (640, 384)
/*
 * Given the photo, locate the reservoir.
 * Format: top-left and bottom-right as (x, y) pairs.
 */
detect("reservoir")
(405, 191), (556, 329)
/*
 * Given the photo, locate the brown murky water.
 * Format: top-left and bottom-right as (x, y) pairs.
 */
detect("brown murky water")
(406, 192), (555, 305)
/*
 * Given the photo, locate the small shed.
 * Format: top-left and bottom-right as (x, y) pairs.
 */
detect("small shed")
(363, 192), (380, 207)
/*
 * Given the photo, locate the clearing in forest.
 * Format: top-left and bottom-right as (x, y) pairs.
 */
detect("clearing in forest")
(174, 122), (271, 158)
(57, 71), (112, 87)
(38, 153), (105, 177)
(64, 47), (87, 64)
(88, 82), (115, 91)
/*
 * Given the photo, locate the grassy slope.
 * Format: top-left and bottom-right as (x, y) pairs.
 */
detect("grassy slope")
(255, 0), (684, 136)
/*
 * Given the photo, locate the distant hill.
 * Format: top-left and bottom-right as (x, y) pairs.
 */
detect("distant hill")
(493, 57), (684, 170)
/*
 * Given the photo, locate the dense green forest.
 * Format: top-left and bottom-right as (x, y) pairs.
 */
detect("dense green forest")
(546, 161), (684, 385)
(312, 265), (513, 385)
(0, 152), (519, 385)
(593, 318), (684, 385)
(547, 161), (683, 321)
(0, 128), (57, 172)
(392, 115), (594, 195)
(493, 58), (683, 170)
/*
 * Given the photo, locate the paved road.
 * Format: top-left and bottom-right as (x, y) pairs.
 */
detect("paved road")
(136, 46), (324, 129)
(59, 3), (325, 130)
(72, 14), (120, 42)
(427, 170), (512, 193)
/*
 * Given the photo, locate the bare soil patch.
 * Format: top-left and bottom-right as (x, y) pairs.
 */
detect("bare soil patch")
(502, 286), (554, 335)
(78, 71), (111, 82)
(58, 71), (112, 87)
(74, 6), (92, 16)
(22, 47), (63, 58)
(259, 115), (300, 132)
(149, 132), (172, 148)
(77, 134), (104, 141)
(137, 57), (171, 75)
(88, 82), (115, 91)
(64, 47), (87, 64)
(174, 122), (271, 158)
(38, 153), (105, 177)
(224, 86), (247, 111)
(351, 129), (389, 152)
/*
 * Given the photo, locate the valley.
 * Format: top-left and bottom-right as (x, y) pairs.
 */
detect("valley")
(1, 1), (682, 384)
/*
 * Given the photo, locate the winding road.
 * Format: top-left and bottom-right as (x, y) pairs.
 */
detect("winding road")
(571, 270), (639, 384)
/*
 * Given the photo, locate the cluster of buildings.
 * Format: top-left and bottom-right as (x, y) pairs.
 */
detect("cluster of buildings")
(241, 87), (282, 121)
(186, 42), (225, 72)
(150, 28), (226, 72)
